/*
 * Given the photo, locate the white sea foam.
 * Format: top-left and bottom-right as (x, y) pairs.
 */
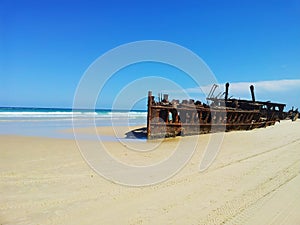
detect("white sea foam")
(0, 109), (147, 137)
(0, 111), (147, 120)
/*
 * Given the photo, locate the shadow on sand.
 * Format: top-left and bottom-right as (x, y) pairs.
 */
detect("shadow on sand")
(125, 127), (147, 139)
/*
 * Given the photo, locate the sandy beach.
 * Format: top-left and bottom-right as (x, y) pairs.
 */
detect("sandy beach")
(1, 120), (300, 225)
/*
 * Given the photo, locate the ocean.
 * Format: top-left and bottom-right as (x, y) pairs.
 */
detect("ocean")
(0, 107), (147, 139)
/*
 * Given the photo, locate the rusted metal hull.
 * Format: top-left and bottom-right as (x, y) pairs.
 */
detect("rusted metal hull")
(147, 107), (270, 139)
(146, 83), (289, 139)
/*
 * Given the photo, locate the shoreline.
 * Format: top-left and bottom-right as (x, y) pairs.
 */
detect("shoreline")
(1, 120), (300, 224)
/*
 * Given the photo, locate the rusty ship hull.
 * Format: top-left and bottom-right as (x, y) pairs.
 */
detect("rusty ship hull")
(146, 83), (288, 139)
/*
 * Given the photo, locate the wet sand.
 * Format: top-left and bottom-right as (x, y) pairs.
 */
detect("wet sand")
(1, 120), (300, 224)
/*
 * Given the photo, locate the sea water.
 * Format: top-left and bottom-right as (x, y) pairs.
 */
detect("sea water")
(0, 107), (147, 140)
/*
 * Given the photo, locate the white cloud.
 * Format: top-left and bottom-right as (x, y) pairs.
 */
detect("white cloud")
(146, 79), (300, 109)
(184, 79), (300, 109)
(185, 79), (300, 95)
(227, 79), (300, 94)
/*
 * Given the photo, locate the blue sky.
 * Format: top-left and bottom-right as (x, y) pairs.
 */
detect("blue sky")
(1, 0), (299, 109)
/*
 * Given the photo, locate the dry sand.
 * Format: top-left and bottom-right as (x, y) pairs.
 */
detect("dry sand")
(1, 120), (300, 225)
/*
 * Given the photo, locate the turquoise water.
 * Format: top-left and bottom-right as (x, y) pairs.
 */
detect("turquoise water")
(0, 107), (147, 139)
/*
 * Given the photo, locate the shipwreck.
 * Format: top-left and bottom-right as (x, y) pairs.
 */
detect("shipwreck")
(146, 83), (298, 139)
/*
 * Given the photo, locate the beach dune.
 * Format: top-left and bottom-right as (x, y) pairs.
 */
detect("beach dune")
(1, 120), (300, 225)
